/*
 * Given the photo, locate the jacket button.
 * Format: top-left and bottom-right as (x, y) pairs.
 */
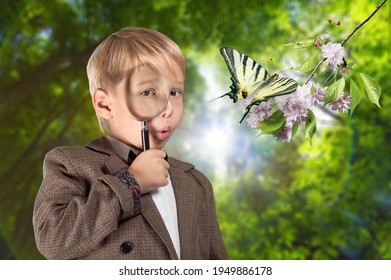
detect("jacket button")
(120, 241), (133, 254)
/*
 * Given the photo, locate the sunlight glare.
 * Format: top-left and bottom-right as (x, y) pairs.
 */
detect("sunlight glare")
(198, 122), (234, 175)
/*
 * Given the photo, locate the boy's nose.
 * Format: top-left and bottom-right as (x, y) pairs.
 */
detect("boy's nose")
(161, 98), (173, 118)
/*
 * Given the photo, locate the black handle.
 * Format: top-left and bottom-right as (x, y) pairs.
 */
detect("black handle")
(140, 120), (167, 161)
(141, 121), (150, 151)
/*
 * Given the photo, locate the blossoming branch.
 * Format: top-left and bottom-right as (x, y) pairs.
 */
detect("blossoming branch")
(242, 0), (386, 143)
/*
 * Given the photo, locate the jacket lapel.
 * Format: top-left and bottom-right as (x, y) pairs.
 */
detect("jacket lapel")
(141, 194), (178, 259)
(85, 137), (179, 259)
(168, 158), (197, 260)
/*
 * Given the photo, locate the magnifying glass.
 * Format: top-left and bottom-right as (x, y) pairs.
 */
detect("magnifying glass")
(115, 64), (169, 151)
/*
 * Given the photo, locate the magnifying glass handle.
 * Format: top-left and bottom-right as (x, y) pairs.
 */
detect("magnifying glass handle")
(141, 120), (150, 151)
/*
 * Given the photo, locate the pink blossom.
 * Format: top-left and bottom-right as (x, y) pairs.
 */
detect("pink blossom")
(285, 103), (308, 124)
(329, 92), (352, 113)
(311, 83), (326, 106)
(275, 86), (310, 125)
(296, 83), (312, 103)
(275, 124), (293, 142)
(321, 42), (345, 70)
(246, 102), (272, 128)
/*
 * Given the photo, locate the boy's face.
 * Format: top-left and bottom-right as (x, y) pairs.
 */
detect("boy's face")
(108, 63), (184, 150)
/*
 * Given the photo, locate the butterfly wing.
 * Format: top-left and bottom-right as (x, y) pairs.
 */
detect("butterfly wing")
(251, 75), (298, 102)
(219, 47), (270, 102)
(238, 76), (298, 123)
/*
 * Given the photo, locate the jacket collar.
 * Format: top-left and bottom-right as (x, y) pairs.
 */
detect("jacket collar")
(84, 136), (116, 156)
(84, 136), (195, 172)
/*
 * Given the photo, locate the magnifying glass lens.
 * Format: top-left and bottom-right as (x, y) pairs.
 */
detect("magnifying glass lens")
(115, 65), (170, 150)
(116, 65), (169, 121)
(122, 90), (168, 120)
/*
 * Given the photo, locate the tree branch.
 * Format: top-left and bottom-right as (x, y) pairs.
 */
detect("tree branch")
(0, 45), (96, 117)
(340, 0), (388, 47)
(304, 57), (326, 85)
(304, 0), (387, 85)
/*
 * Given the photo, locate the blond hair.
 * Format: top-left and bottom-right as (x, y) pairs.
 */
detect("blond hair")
(87, 27), (185, 133)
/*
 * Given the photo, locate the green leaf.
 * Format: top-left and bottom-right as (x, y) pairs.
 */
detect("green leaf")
(305, 109), (316, 145)
(256, 110), (286, 135)
(285, 39), (314, 49)
(324, 78), (345, 105)
(296, 52), (320, 73)
(292, 123), (299, 137)
(319, 63), (328, 74)
(359, 73), (381, 108)
(349, 79), (362, 116)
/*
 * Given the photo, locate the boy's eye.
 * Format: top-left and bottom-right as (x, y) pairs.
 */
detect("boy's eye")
(141, 89), (156, 97)
(171, 89), (182, 97)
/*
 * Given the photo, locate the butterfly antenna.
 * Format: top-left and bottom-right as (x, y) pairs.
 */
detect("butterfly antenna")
(270, 58), (295, 76)
(269, 58), (276, 74)
(277, 66), (295, 77)
(270, 58), (293, 76)
(207, 92), (230, 103)
(239, 106), (251, 124)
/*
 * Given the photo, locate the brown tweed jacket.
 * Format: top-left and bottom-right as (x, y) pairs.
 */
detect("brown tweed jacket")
(33, 137), (228, 260)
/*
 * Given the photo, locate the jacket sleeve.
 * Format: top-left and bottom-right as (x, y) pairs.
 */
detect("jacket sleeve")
(32, 147), (135, 259)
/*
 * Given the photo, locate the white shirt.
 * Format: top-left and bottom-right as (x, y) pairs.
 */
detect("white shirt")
(106, 136), (181, 258)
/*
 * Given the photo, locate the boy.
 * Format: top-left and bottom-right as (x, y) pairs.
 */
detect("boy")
(32, 27), (228, 260)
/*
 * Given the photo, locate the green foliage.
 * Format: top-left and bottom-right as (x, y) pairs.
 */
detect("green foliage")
(349, 79), (362, 115)
(304, 109), (316, 144)
(296, 51), (320, 72)
(285, 39), (315, 49)
(359, 73), (382, 108)
(256, 110), (286, 135)
(214, 0), (390, 260)
(324, 77), (346, 105)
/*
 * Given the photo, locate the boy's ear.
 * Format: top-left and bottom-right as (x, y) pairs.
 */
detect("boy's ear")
(92, 89), (113, 120)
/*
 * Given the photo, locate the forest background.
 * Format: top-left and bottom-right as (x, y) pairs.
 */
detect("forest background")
(0, 0), (390, 260)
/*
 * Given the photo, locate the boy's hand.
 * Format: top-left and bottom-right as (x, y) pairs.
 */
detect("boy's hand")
(128, 150), (169, 194)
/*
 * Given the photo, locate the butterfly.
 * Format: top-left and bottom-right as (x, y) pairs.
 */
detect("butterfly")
(214, 47), (298, 123)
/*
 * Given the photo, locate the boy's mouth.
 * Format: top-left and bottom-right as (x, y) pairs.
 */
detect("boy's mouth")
(155, 126), (171, 141)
